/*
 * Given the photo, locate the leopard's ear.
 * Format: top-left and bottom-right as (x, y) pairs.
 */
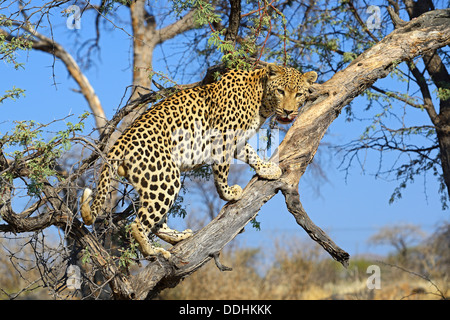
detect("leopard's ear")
(266, 63), (285, 78)
(304, 71), (318, 84)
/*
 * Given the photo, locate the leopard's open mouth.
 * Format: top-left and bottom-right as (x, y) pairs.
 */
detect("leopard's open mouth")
(276, 115), (296, 124)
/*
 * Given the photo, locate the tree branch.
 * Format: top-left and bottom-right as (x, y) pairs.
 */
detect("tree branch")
(280, 186), (350, 266)
(370, 85), (426, 110)
(158, 10), (197, 44)
(224, 0), (241, 45)
(0, 24), (107, 133)
(346, 0), (379, 42)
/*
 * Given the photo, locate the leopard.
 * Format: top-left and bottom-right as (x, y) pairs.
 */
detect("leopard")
(80, 63), (317, 259)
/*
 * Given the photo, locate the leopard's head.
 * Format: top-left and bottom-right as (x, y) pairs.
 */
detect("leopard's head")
(262, 64), (317, 124)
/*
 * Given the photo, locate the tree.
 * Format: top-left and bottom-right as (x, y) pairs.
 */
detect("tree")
(329, 0), (450, 208)
(369, 223), (426, 262)
(1, 1), (449, 299)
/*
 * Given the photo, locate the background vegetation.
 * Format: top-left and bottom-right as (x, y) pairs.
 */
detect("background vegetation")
(1, 221), (448, 299)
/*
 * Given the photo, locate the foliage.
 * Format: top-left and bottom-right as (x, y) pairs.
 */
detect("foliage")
(172, 0), (289, 69)
(0, 87), (25, 104)
(0, 113), (88, 196)
(0, 14), (32, 70)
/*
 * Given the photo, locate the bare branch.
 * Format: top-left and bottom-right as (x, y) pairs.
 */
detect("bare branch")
(158, 10), (197, 44)
(387, 6), (408, 28)
(280, 186), (350, 266)
(211, 252), (233, 272)
(346, 0), (379, 42)
(370, 85), (427, 109)
(0, 23), (107, 133)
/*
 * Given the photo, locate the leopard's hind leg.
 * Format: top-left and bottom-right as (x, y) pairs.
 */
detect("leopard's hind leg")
(131, 213), (171, 259)
(154, 216), (193, 245)
(128, 161), (189, 258)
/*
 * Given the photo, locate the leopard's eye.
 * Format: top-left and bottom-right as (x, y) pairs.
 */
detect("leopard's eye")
(296, 92), (303, 98)
(277, 89), (285, 96)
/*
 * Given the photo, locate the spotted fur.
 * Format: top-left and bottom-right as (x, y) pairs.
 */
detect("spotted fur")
(80, 64), (317, 258)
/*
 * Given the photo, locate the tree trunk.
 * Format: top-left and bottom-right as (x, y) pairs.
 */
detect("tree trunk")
(403, 0), (450, 200)
(108, 0), (196, 149)
(437, 126), (450, 197)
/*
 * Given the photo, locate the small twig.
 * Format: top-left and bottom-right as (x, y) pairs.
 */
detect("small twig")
(387, 6), (408, 28)
(378, 261), (447, 300)
(151, 80), (165, 90)
(210, 252), (232, 272)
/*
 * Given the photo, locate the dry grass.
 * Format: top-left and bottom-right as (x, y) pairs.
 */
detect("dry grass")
(159, 238), (449, 300)
(0, 237), (50, 299)
(2, 228), (448, 300)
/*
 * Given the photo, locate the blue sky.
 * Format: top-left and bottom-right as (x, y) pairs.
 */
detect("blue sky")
(1, 3), (448, 261)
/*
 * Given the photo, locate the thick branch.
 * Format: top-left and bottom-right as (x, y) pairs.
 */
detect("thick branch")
(158, 10), (196, 44)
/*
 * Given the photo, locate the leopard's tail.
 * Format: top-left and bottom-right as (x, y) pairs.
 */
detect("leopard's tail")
(80, 147), (124, 225)
(80, 187), (95, 225)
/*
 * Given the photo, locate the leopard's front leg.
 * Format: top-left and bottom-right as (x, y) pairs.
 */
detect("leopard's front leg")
(236, 143), (282, 180)
(212, 163), (243, 201)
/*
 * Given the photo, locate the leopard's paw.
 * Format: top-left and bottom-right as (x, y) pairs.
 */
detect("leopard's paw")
(257, 162), (282, 180)
(221, 184), (243, 201)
